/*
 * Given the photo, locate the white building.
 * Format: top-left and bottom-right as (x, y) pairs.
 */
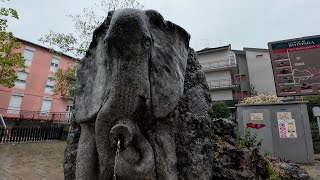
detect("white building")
(197, 45), (277, 106)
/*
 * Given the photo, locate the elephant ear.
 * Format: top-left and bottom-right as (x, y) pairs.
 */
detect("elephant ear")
(74, 11), (114, 123)
(146, 10), (190, 118)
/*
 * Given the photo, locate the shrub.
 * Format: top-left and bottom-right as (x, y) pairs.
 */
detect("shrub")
(300, 95), (320, 126)
(235, 128), (261, 148)
(212, 101), (230, 119)
(266, 158), (281, 180)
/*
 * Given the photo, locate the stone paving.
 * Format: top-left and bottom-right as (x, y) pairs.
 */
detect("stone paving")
(299, 154), (320, 180)
(0, 141), (320, 180)
(0, 141), (66, 180)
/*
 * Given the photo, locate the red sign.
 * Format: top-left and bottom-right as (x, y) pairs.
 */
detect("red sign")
(246, 123), (266, 129)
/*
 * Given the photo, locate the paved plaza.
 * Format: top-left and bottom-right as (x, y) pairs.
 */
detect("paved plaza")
(0, 141), (319, 179)
(0, 141), (66, 180)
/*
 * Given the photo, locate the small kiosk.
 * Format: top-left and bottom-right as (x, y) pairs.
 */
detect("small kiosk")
(237, 101), (314, 163)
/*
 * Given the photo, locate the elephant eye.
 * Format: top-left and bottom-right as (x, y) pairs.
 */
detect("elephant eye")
(143, 38), (151, 48)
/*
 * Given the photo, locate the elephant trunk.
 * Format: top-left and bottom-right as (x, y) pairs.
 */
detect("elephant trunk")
(110, 119), (156, 179)
(109, 120), (135, 150)
(95, 57), (156, 179)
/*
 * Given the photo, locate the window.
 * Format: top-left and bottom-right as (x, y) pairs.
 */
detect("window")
(235, 91), (249, 100)
(256, 54), (264, 58)
(234, 74), (246, 84)
(66, 105), (73, 112)
(23, 47), (35, 66)
(40, 97), (52, 114)
(241, 75), (247, 81)
(50, 56), (60, 72)
(15, 71), (29, 89)
(7, 93), (24, 114)
(45, 78), (55, 94)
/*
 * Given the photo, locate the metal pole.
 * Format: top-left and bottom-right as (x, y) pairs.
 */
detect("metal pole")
(0, 114), (6, 129)
(317, 116), (320, 136)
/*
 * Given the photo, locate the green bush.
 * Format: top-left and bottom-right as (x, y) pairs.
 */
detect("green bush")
(235, 128), (261, 148)
(300, 95), (320, 127)
(266, 158), (281, 180)
(212, 101), (230, 119)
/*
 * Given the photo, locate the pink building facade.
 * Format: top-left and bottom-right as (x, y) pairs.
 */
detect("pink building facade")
(0, 39), (76, 121)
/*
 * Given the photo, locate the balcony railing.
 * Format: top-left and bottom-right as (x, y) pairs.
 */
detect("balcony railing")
(0, 108), (72, 124)
(201, 59), (237, 71)
(207, 79), (238, 89)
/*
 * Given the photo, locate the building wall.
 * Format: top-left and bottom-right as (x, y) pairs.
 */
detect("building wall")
(245, 49), (277, 95)
(210, 90), (234, 101)
(197, 47), (236, 102)
(204, 71), (232, 81)
(235, 52), (251, 92)
(231, 51), (250, 101)
(0, 40), (76, 116)
(197, 50), (229, 63)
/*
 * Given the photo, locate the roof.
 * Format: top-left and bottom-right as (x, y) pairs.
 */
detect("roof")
(17, 37), (79, 60)
(243, 47), (269, 52)
(232, 50), (246, 55)
(196, 44), (231, 55)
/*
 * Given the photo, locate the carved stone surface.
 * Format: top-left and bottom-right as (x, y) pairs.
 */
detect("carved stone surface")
(64, 8), (310, 180)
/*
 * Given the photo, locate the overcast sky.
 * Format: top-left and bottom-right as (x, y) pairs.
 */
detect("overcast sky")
(3, 0), (320, 52)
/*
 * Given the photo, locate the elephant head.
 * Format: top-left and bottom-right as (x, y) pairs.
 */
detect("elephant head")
(74, 9), (191, 179)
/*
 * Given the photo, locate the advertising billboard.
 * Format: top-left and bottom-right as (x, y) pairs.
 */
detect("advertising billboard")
(268, 35), (320, 96)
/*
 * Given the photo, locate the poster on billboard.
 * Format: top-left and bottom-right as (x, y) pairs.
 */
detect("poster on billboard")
(268, 35), (320, 96)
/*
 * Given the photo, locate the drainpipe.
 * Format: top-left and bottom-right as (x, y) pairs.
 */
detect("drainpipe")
(0, 114), (6, 128)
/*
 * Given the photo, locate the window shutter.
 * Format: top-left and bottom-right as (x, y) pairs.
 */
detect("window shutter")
(23, 49), (35, 61)
(17, 72), (28, 81)
(40, 99), (52, 112)
(7, 95), (23, 113)
(52, 57), (60, 65)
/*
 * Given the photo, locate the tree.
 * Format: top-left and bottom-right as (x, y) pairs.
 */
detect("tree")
(50, 67), (76, 99)
(0, 0), (25, 88)
(39, 0), (143, 97)
(40, 0), (143, 58)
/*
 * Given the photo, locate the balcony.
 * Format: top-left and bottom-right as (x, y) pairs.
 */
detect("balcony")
(0, 108), (72, 124)
(201, 59), (237, 72)
(207, 79), (239, 90)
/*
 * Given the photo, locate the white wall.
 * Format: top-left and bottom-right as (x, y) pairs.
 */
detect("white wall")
(245, 50), (277, 95)
(210, 90), (234, 101)
(205, 71), (231, 81)
(197, 50), (229, 64)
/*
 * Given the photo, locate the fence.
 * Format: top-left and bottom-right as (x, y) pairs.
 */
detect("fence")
(207, 79), (238, 89)
(201, 59), (237, 70)
(0, 126), (63, 144)
(0, 108), (72, 124)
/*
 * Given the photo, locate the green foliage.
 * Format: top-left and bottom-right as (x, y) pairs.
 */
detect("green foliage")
(51, 67), (76, 99)
(235, 128), (260, 148)
(0, 1), (25, 88)
(266, 158), (281, 180)
(250, 84), (258, 96)
(39, 0), (143, 97)
(300, 95), (320, 126)
(212, 101), (230, 119)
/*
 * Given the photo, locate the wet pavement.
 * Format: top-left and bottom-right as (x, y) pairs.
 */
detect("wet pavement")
(0, 141), (66, 180)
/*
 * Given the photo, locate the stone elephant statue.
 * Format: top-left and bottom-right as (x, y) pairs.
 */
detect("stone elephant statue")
(64, 8), (213, 180)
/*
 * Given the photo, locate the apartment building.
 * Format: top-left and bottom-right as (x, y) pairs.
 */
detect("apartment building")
(0, 38), (76, 120)
(197, 45), (251, 107)
(197, 45), (276, 106)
